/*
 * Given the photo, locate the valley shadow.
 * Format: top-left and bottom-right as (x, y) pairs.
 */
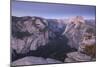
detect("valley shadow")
(11, 35), (77, 62)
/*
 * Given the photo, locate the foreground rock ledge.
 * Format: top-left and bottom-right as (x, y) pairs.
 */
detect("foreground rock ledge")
(65, 52), (92, 62)
(12, 56), (62, 66)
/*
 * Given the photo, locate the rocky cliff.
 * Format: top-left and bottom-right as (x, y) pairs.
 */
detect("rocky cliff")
(11, 16), (96, 66)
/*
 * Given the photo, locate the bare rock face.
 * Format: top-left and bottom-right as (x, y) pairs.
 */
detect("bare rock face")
(66, 52), (91, 62)
(12, 56), (47, 66)
(79, 28), (96, 51)
(11, 16), (49, 54)
(60, 16), (96, 63)
(62, 16), (96, 50)
(11, 57), (62, 66)
(46, 58), (62, 64)
(62, 16), (86, 49)
(64, 58), (76, 63)
(78, 35), (96, 53)
(11, 16), (96, 65)
(78, 26), (96, 58)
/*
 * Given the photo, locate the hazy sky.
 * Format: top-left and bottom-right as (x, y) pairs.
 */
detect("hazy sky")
(11, 1), (96, 19)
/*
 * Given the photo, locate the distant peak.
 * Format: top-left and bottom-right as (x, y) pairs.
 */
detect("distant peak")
(68, 16), (85, 24)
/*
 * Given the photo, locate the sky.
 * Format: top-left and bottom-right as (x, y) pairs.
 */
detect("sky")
(11, 1), (96, 19)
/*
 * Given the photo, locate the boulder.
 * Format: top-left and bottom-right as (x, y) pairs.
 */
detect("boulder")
(66, 52), (91, 62)
(64, 58), (76, 63)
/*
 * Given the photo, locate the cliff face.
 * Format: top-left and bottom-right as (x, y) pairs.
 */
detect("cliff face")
(11, 16), (96, 66)
(11, 16), (49, 54)
(62, 16), (96, 62)
(62, 16), (86, 49)
(11, 16), (73, 62)
(62, 16), (95, 50)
